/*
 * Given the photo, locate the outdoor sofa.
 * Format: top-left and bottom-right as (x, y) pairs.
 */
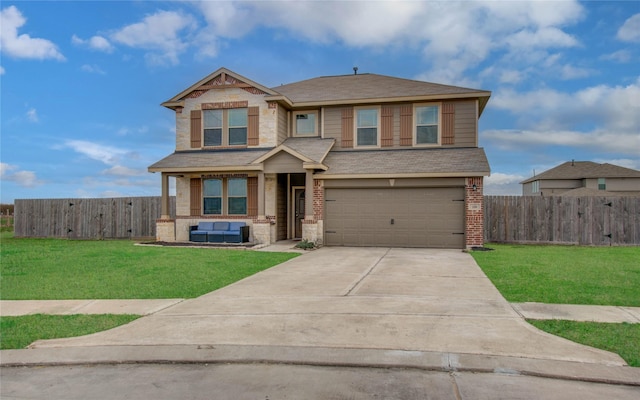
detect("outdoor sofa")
(189, 221), (249, 243)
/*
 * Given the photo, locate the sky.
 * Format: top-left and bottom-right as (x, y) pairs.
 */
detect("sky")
(1, 0), (639, 203)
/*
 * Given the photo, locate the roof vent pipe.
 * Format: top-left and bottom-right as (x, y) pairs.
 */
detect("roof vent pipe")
(353, 66), (358, 75)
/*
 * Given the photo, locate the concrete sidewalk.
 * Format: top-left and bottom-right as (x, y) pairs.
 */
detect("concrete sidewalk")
(3, 298), (639, 323)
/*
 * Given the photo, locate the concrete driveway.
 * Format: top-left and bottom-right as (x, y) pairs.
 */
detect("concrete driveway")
(26, 247), (624, 366)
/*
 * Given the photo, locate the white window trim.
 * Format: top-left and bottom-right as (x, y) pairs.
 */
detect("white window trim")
(413, 102), (442, 147)
(354, 106), (381, 148)
(292, 110), (319, 137)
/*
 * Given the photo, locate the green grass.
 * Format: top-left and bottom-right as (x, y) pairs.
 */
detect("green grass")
(529, 320), (640, 367)
(0, 314), (140, 350)
(471, 244), (640, 306)
(0, 232), (299, 300)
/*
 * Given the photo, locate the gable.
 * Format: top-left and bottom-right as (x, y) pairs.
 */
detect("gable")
(262, 151), (307, 173)
(162, 67), (278, 110)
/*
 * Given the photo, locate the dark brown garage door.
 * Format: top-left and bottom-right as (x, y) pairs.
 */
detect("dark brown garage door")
(324, 187), (465, 248)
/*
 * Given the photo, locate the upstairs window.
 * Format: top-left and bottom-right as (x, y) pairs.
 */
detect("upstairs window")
(203, 108), (248, 147)
(598, 178), (606, 190)
(356, 108), (379, 147)
(415, 105), (439, 145)
(294, 111), (318, 136)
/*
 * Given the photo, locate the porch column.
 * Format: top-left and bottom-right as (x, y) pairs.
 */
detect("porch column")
(258, 172), (265, 219)
(305, 169), (314, 219)
(160, 172), (170, 219)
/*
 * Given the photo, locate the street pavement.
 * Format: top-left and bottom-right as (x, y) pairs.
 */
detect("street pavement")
(1, 246), (639, 399)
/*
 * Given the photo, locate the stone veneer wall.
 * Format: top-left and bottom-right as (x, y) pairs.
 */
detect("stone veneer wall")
(175, 88), (278, 151)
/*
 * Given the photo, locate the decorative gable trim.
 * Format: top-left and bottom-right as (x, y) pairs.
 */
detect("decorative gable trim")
(162, 67), (279, 110)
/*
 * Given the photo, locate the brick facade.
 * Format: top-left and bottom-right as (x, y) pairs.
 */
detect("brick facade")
(465, 177), (484, 248)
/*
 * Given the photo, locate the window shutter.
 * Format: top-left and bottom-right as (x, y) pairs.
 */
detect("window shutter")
(399, 105), (413, 146)
(190, 110), (202, 148)
(248, 106), (259, 146)
(442, 102), (455, 145)
(381, 106), (394, 147)
(341, 107), (354, 148)
(247, 176), (258, 216)
(190, 178), (201, 216)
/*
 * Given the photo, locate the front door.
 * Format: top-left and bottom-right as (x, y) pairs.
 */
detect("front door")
(294, 188), (305, 238)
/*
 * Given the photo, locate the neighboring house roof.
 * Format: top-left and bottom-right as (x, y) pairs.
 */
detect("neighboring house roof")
(268, 73), (491, 114)
(148, 149), (270, 173)
(559, 187), (640, 197)
(521, 161), (640, 184)
(319, 148), (490, 178)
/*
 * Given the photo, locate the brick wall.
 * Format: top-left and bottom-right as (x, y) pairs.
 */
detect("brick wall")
(312, 179), (324, 221)
(465, 177), (484, 248)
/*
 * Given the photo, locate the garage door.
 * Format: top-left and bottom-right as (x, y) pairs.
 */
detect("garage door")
(324, 187), (465, 248)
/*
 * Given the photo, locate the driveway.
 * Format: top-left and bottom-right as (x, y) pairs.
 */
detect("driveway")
(27, 247), (624, 366)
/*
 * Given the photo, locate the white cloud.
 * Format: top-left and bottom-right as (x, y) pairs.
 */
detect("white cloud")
(600, 49), (632, 63)
(190, 1), (585, 85)
(62, 140), (130, 165)
(0, 162), (42, 188)
(484, 172), (526, 195)
(110, 10), (195, 65)
(559, 64), (593, 80)
(617, 13), (640, 43)
(593, 158), (640, 171)
(102, 165), (144, 177)
(0, 5), (65, 61)
(26, 108), (38, 122)
(81, 64), (106, 75)
(486, 172), (526, 186)
(72, 34), (115, 53)
(483, 129), (639, 155)
(0, 66), (5, 75)
(491, 78), (640, 134)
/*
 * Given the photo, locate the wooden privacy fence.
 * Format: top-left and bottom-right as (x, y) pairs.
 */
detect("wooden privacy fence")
(14, 197), (176, 239)
(484, 196), (640, 246)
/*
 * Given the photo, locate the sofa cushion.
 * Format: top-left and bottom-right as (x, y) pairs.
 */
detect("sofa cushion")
(212, 222), (230, 231)
(227, 222), (246, 232)
(197, 222), (215, 231)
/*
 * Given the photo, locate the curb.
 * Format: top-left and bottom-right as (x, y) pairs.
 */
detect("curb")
(2, 345), (639, 387)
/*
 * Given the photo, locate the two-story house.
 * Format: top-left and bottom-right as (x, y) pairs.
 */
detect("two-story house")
(149, 68), (491, 248)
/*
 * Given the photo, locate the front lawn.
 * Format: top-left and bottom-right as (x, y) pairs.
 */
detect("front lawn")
(529, 320), (640, 367)
(472, 243), (640, 367)
(0, 314), (140, 350)
(471, 244), (640, 306)
(0, 232), (299, 300)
